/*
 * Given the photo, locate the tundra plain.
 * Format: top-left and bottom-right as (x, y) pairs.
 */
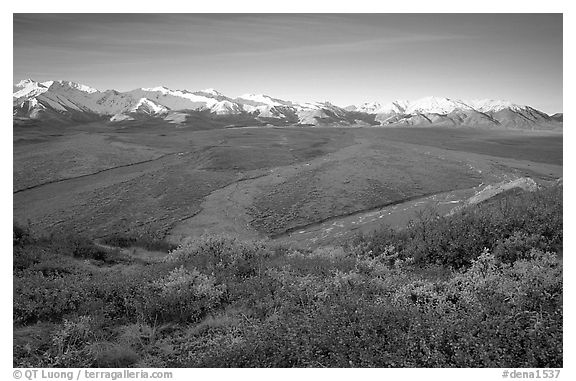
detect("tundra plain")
(13, 123), (562, 248)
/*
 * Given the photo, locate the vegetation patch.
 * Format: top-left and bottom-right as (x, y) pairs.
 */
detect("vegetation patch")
(101, 232), (177, 253)
(13, 185), (562, 368)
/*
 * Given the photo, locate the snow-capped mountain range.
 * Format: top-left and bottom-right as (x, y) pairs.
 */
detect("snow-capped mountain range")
(13, 79), (561, 130)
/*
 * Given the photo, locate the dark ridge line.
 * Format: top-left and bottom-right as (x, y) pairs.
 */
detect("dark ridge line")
(235, 172), (270, 184)
(13, 152), (177, 194)
(268, 189), (465, 240)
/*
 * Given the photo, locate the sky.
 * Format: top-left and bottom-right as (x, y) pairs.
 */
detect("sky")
(13, 13), (563, 113)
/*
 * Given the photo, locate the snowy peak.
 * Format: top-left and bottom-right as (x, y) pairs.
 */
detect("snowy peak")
(14, 79), (100, 94)
(297, 101), (323, 110)
(141, 86), (172, 95)
(354, 101), (383, 114)
(141, 86), (224, 98)
(355, 100), (409, 114)
(198, 88), (223, 97)
(356, 97), (526, 115)
(132, 86), (242, 115)
(236, 93), (291, 107)
(130, 98), (168, 114)
(13, 79), (50, 99)
(348, 96), (558, 129)
(135, 87), (220, 108)
(403, 97), (467, 115)
(49, 80), (99, 94)
(297, 101), (345, 113)
(467, 99), (523, 113)
(209, 100), (243, 115)
(376, 100), (410, 114)
(15, 78), (38, 88)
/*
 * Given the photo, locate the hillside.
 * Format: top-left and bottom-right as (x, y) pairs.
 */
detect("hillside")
(13, 183), (562, 367)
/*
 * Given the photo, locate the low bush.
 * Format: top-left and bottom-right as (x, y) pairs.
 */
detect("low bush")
(354, 185), (562, 269)
(14, 271), (88, 325)
(142, 266), (226, 323)
(165, 235), (274, 281)
(13, 222), (32, 246)
(197, 249), (562, 368)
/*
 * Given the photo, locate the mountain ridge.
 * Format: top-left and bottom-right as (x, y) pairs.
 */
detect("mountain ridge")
(13, 79), (562, 130)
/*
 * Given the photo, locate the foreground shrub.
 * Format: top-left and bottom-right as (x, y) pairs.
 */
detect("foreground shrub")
(197, 249), (562, 368)
(89, 342), (140, 367)
(14, 271), (88, 325)
(142, 266), (226, 323)
(493, 231), (549, 263)
(165, 235), (273, 281)
(355, 185), (562, 269)
(39, 316), (99, 367)
(13, 223), (32, 246)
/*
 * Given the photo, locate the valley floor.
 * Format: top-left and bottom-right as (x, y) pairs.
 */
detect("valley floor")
(13, 124), (562, 246)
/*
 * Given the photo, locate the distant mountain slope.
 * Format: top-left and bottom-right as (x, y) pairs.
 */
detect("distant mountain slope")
(13, 79), (562, 130)
(353, 97), (559, 130)
(550, 113), (563, 122)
